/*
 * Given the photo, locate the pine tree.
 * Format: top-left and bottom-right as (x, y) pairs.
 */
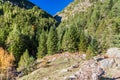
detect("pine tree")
(18, 49), (34, 73)
(0, 29), (6, 46)
(86, 44), (94, 59)
(108, 0), (113, 10)
(6, 26), (25, 62)
(37, 30), (47, 58)
(79, 32), (89, 52)
(47, 27), (58, 55)
(18, 49), (28, 71)
(62, 26), (78, 52)
(86, 38), (99, 59)
(57, 26), (66, 52)
(112, 34), (120, 48)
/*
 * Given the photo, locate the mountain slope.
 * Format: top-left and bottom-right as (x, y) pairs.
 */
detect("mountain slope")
(18, 0), (120, 80)
(18, 48), (120, 80)
(57, 0), (93, 21)
(0, 0), (57, 61)
(0, 0), (120, 80)
(57, 0), (120, 50)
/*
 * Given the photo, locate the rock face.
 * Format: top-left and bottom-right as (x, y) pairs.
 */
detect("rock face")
(106, 47), (120, 58)
(98, 47), (120, 70)
(67, 48), (120, 80)
(69, 60), (104, 80)
(99, 58), (115, 70)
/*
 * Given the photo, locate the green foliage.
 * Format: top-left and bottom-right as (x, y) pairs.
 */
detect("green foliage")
(0, 0), (120, 63)
(57, 25), (66, 52)
(18, 49), (34, 74)
(86, 38), (99, 59)
(112, 34), (120, 48)
(47, 27), (58, 55)
(6, 26), (25, 62)
(0, 0), (57, 62)
(62, 26), (78, 52)
(58, 0), (120, 53)
(0, 28), (6, 46)
(79, 32), (89, 52)
(37, 30), (47, 58)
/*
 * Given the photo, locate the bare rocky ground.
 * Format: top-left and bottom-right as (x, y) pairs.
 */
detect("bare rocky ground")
(17, 48), (120, 80)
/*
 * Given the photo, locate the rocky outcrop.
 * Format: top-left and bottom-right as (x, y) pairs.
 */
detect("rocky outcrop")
(99, 47), (120, 70)
(66, 60), (104, 80)
(106, 47), (120, 58)
(67, 47), (120, 80)
(18, 48), (120, 80)
(77, 61), (104, 80)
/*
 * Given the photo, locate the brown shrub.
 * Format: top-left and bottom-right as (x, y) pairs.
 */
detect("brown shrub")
(0, 47), (15, 70)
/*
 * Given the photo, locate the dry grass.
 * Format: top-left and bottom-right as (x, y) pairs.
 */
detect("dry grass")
(18, 52), (83, 80)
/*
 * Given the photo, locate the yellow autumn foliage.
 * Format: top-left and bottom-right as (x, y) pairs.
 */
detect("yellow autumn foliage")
(0, 47), (15, 70)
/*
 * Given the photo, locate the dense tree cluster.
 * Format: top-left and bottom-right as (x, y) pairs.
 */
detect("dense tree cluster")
(0, 0), (57, 72)
(58, 0), (120, 53)
(0, 0), (120, 76)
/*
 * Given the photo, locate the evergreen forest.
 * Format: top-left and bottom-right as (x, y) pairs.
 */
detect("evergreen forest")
(0, 0), (120, 79)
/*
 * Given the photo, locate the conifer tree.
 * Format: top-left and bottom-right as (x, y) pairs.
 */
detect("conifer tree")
(112, 34), (120, 48)
(79, 32), (89, 52)
(86, 38), (99, 59)
(62, 26), (78, 52)
(47, 27), (58, 55)
(37, 30), (47, 58)
(108, 0), (113, 10)
(57, 26), (66, 52)
(18, 49), (34, 72)
(18, 49), (29, 70)
(6, 26), (25, 62)
(0, 29), (6, 46)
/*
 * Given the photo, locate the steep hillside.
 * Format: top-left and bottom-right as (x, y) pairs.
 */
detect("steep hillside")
(18, 48), (120, 80)
(18, 0), (120, 79)
(1, 0), (34, 8)
(18, 53), (83, 80)
(57, 0), (93, 21)
(0, 0), (120, 80)
(0, 1), (57, 79)
(57, 0), (120, 52)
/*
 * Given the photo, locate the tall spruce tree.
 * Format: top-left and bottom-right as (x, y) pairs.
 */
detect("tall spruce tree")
(86, 38), (99, 59)
(18, 49), (34, 73)
(37, 30), (47, 58)
(79, 32), (89, 52)
(18, 49), (30, 71)
(62, 26), (78, 52)
(6, 26), (25, 62)
(47, 27), (58, 55)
